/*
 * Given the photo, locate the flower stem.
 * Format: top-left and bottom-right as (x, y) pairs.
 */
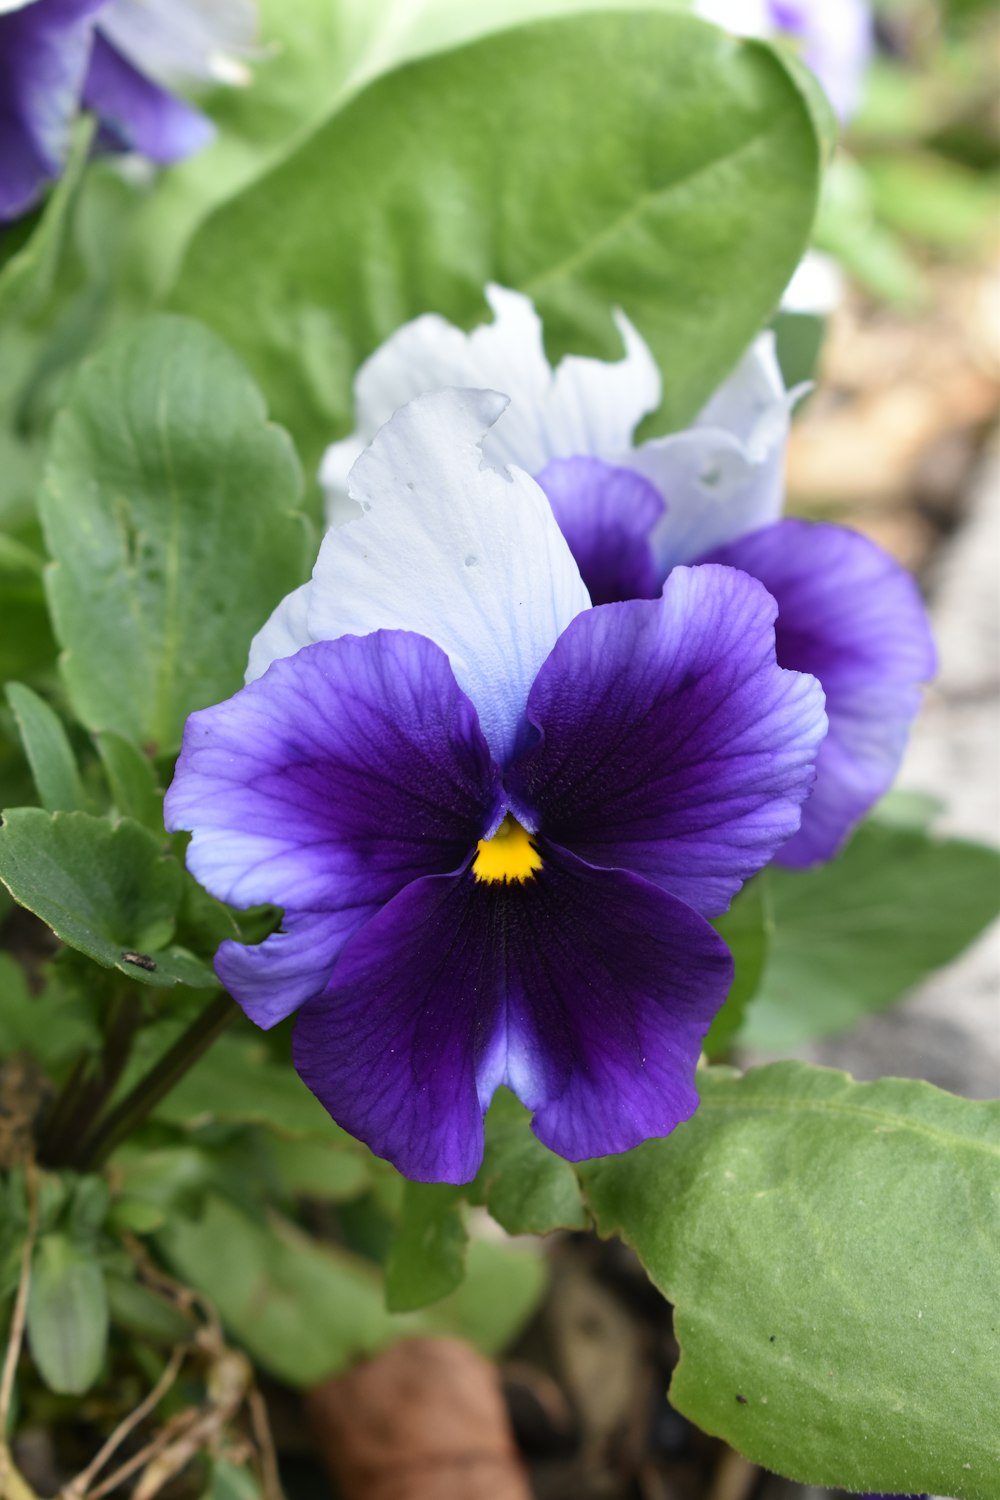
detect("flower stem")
(40, 987), (143, 1167)
(75, 994), (237, 1171)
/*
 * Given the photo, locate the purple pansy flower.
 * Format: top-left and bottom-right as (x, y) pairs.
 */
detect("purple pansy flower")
(167, 389), (827, 1182)
(0, 0), (255, 222)
(321, 286), (935, 870)
(695, 0), (873, 121)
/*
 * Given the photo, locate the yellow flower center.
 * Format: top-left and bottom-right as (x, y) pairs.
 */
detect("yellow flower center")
(473, 814), (542, 884)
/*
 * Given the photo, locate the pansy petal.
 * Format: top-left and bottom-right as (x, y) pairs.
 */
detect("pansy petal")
(0, 0), (101, 221)
(96, 0), (256, 89)
(508, 564), (827, 917)
(496, 845), (732, 1162)
(293, 872), (500, 1184)
(704, 520), (936, 866)
(293, 849), (730, 1181)
(83, 31), (214, 162)
(304, 388), (590, 766)
(166, 630), (502, 1026)
(535, 456), (663, 606)
(631, 334), (801, 573)
(319, 286), (661, 523)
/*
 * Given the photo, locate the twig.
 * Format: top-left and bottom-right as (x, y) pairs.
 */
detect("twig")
(247, 1387), (286, 1500)
(61, 1345), (188, 1500)
(84, 1411), (200, 1500)
(0, 1161), (39, 1497)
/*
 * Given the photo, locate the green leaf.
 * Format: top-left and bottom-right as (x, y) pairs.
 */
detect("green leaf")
(158, 1195), (402, 1385)
(0, 119), (96, 330)
(385, 1183), (468, 1312)
(171, 13), (822, 478)
(27, 1233), (108, 1395)
(739, 821), (1000, 1049)
(429, 1238), (546, 1357)
(579, 1063), (1000, 1499)
(0, 953), (100, 1066)
(95, 731), (163, 831)
(104, 1270), (194, 1345)
(474, 1089), (589, 1235)
(39, 315), (308, 754)
(153, 1034), (353, 1137)
(0, 809), (215, 989)
(705, 876), (774, 1057)
(5, 683), (87, 814)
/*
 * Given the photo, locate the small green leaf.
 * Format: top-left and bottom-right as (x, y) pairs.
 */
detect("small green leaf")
(172, 12), (822, 477)
(104, 1269), (194, 1344)
(385, 1183), (468, 1313)
(0, 808), (214, 989)
(740, 821), (1000, 1049)
(579, 1063), (1000, 1499)
(154, 1034), (351, 1137)
(39, 315), (309, 754)
(6, 683), (87, 813)
(0, 119), (95, 329)
(95, 731), (163, 830)
(475, 1089), (589, 1235)
(705, 875), (774, 1057)
(27, 1233), (108, 1395)
(0, 953), (100, 1066)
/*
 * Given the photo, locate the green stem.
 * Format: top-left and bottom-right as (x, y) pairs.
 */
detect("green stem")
(75, 994), (236, 1170)
(40, 988), (143, 1167)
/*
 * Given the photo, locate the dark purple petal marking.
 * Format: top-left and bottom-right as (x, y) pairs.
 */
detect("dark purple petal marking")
(293, 847), (731, 1182)
(703, 520), (936, 867)
(508, 564), (827, 917)
(535, 456), (664, 606)
(0, 0), (104, 222)
(165, 630), (503, 1026)
(83, 30), (214, 163)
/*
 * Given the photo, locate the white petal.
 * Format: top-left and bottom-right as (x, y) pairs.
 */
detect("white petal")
(632, 333), (805, 571)
(245, 581), (313, 684)
(310, 388), (590, 765)
(780, 250), (844, 317)
(98, 0), (257, 90)
(320, 286), (660, 524)
(692, 0), (773, 36)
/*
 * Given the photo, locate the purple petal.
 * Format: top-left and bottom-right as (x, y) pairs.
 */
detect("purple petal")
(508, 565), (827, 918)
(703, 521), (936, 867)
(165, 630), (502, 1027)
(0, 0), (104, 222)
(293, 847), (731, 1182)
(535, 456), (663, 606)
(83, 30), (213, 163)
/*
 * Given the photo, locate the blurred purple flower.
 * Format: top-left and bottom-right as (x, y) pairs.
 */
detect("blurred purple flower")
(167, 389), (827, 1181)
(0, 0), (254, 222)
(321, 287), (935, 869)
(696, 0), (874, 120)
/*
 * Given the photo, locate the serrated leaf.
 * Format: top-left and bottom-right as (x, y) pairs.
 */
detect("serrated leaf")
(740, 822), (1000, 1049)
(39, 315), (308, 754)
(171, 12), (822, 478)
(27, 1233), (108, 1395)
(385, 1183), (468, 1313)
(579, 1062), (1000, 1499)
(474, 1089), (589, 1235)
(0, 808), (214, 989)
(6, 683), (87, 813)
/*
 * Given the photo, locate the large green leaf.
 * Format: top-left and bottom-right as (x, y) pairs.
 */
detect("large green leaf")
(39, 316), (308, 754)
(740, 822), (1000, 1049)
(172, 13), (822, 479)
(0, 809), (214, 989)
(580, 1063), (1000, 1498)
